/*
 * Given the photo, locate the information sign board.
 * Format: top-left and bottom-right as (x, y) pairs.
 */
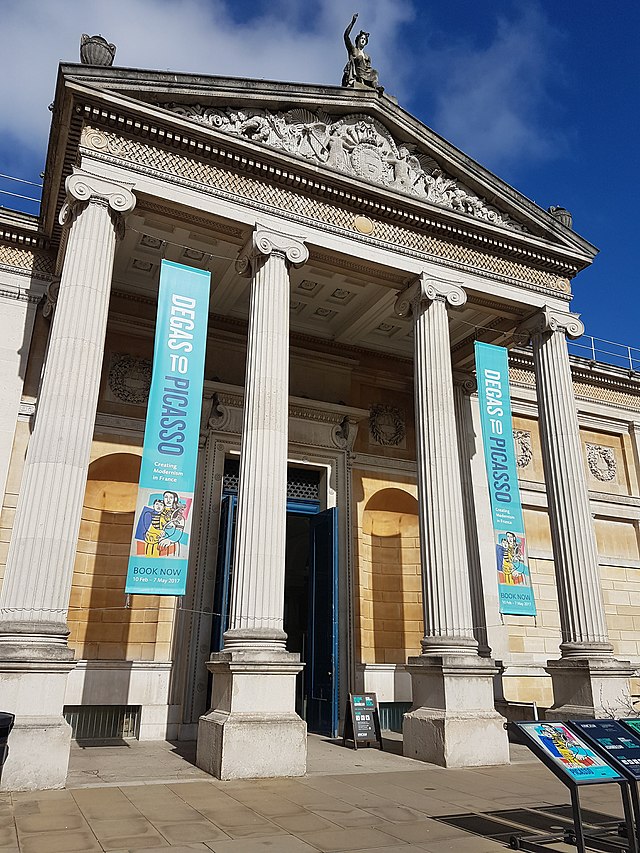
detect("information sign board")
(342, 693), (382, 750)
(570, 719), (640, 780)
(514, 722), (623, 785)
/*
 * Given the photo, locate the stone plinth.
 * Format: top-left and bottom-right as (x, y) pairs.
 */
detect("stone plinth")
(197, 649), (306, 780)
(403, 655), (509, 768)
(546, 657), (637, 719)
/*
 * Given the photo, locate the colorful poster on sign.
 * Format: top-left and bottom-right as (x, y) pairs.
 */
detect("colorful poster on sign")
(475, 342), (536, 616)
(125, 260), (210, 595)
(522, 722), (622, 782)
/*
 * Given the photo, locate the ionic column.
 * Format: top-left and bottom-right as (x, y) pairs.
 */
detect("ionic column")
(396, 275), (477, 654)
(197, 224), (308, 780)
(0, 168), (135, 790)
(522, 307), (633, 717)
(0, 169), (135, 654)
(396, 274), (508, 768)
(225, 226), (308, 650)
(523, 308), (611, 657)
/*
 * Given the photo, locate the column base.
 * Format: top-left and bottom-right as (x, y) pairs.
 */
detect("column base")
(403, 654), (509, 768)
(196, 648), (306, 780)
(0, 659), (75, 791)
(545, 656), (636, 719)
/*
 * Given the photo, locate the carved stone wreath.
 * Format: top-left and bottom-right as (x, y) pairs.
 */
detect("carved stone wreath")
(108, 354), (152, 405)
(586, 443), (617, 482)
(513, 429), (533, 468)
(369, 404), (405, 447)
(165, 104), (526, 232)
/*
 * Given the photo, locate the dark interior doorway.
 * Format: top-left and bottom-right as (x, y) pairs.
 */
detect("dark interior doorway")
(210, 462), (338, 736)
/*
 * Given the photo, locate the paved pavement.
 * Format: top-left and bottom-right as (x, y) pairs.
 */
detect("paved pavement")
(0, 735), (628, 853)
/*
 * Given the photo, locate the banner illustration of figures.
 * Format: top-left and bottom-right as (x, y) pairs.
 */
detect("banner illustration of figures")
(475, 342), (536, 616)
(523, 722), (621, 782)
(126, 260), (211, 595)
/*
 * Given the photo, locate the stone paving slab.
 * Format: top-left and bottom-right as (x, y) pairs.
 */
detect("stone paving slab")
(0, 737), (626, 852)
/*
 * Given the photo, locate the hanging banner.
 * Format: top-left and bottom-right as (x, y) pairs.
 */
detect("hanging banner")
(126, 260), (210, 595)
(475, 342), (536, 616)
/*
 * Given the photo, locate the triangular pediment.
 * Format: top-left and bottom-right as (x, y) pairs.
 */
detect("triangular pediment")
(51, 65), (597, 262)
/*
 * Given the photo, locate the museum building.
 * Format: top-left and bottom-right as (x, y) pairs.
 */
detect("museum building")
(1, 34), (640, 790)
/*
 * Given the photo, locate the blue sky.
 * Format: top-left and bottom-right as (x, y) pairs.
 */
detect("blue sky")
(1, 0), (638, 356)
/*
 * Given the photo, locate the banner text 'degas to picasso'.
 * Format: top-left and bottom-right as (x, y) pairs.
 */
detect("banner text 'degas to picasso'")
(475, 342), (536, 616)
(125, 260), (210, 596)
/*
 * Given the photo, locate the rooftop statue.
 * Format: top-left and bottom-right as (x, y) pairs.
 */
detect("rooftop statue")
(341, 13), (383, 94)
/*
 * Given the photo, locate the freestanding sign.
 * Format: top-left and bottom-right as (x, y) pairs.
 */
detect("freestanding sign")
(125, 260), (211, 596)
(475, 342), (536, 616)
(509, 721), (637, 853)
(570, 719), (640, 779)
(516, 721), (622, 784)
(342, 693), (383, 750)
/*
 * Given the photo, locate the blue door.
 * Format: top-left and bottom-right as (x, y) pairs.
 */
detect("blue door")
(306, 507), (339, 738)
(210, 498), (339, 737)
(210, 494), (236, 651)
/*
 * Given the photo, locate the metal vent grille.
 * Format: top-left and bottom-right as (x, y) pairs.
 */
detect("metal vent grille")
(63, 705), (141, 741)
(223, 460), (320, 501)
(379, 702), (412, 733)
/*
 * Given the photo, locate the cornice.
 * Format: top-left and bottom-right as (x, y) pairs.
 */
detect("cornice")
(0, 223), (50, 252)
(509, 347), (640, 397)
(73, 100), (584, 278)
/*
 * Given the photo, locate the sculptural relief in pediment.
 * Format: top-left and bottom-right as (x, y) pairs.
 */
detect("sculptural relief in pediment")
(167, 104), (527, 233)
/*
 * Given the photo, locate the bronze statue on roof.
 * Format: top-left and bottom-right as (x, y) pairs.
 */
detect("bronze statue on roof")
(341, 13), (383, 93)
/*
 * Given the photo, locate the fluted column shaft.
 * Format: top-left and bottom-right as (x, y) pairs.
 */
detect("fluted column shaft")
(225, 225), (308, 650)
(526, 307), (612, 657)
(453, 375), (491, 657)
(0, 169), (135, 653)
(396, 275), (477, 655)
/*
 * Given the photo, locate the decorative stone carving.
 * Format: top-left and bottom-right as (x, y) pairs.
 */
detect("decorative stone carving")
(167, 104), (526, 232)
(369, 403), (405, 446)
(80, 34), (116, 66)
(586, 443), (617, 482)
(108, 354), (152, 405)
(513, 429), (533, 468)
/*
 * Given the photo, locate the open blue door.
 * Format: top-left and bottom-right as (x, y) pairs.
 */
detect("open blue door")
(210, 494), (237, 652)
(306, 507), (339, 737)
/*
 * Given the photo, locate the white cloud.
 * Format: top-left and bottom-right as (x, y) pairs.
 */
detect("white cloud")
(0, 0), (413, 173)
(415, 5), (567, 174)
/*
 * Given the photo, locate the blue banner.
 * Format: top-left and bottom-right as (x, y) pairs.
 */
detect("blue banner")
(475, 342), (536, 616)
(126, 260), (211, 595)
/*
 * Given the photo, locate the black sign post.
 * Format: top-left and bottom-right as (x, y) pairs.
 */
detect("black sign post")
(342, 693), (383, 750)
(570, 719), (640, 846)
(508, 721), (637, 853)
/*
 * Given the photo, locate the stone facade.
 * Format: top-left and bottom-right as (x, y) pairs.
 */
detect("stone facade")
(0, 62), (638, 788)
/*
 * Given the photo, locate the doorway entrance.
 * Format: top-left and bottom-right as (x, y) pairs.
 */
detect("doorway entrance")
(210, 463), (339, 736)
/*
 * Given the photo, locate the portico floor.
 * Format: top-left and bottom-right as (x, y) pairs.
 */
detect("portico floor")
(0, 735), (623, 852)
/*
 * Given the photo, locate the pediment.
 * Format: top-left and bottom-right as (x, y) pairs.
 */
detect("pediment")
(165, 103), (527, 234)
(52, 66), (597, 261)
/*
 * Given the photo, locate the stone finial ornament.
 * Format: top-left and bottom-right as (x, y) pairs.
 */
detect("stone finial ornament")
(342, 13), (382, 93)
(80, 34), (116, 66)
(548, 205), (573, 229)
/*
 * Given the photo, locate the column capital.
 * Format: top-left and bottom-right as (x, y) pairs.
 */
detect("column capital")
(453, 371), (477, 395)
(518, 306), (584, 342)
(235, 224), (308, 278)
(60, 167), (136, 225)
(395, 273), (466, 317)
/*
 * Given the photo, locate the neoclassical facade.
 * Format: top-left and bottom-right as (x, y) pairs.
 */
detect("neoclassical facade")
(0, 58), (639, 789)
